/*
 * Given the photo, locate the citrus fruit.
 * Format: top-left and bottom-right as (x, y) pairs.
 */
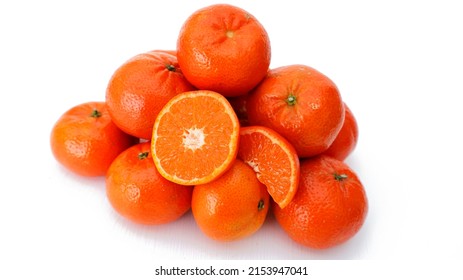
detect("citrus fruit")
(106, 142), (193, 225)
(50, 101), (136, 177)
(192, 159), (269, 241)
(106, 50), (195, 140)
(151, 90), (240, 185)
(324, 103), (359, 161)
(177, 4), (271, 97)
(238, 126), (300, 209)
(273, 155), (368, 249)
(246, 64), (345, 158)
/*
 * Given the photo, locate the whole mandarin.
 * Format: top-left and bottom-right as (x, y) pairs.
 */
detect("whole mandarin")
(106, 142), (193, 225)
(247, 64), (344, 158)
(192, 159), (269, 241)
(106, 50), (195, 140)
(50, 101), (136, 177)
(324, 103), (359, 161)
(273, 155), (368, 249)
(177, 4), (271, 96)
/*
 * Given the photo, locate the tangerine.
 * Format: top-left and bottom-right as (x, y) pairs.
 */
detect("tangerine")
(247, 64), (344, 158)
(106, 142), (193, 225)
(238, 126), (299, 209)
(151, 90), (240, 185)
(106, 50), (195, 139)
(192, 159), (269, 241)
(177, 4), (271, 96)
(50, 101), (136, 177)
(273, 155), (368, 249)
(324, 103), (359, 161)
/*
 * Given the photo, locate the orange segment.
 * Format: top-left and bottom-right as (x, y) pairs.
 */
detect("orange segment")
(152, 90), (240, 185)
(238, 126), (300, 208)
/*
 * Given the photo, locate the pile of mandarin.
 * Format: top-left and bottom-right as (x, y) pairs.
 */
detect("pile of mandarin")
(50, 4), (368, 249)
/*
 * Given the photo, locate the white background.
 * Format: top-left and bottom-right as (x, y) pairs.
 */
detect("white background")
(1, 0), (462, 279)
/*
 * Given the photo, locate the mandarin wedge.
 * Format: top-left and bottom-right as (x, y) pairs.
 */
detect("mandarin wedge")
(238, 126), (300, 209)
(151, 90), (240, 185)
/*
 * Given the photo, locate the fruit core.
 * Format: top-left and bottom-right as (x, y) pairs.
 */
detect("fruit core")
(183, 127), (206, 151)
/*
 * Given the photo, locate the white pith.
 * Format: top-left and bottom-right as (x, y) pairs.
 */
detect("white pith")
(183, 127), (205, 151)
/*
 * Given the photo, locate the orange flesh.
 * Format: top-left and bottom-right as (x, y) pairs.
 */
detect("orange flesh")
(238, 126), (299, 208)
(152, 91), (239, 185)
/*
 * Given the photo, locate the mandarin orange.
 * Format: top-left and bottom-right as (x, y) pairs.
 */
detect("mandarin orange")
(50, 101), (136, 177)
(106, 50), (195, 139)
(247, 64), (344, 158)
(192, 159), (269, 241)
(177, 4), (271, 96)
(273, 155), (368, 249)
(324, 103), (359, 161)
(151, 90), (240, 185)
(238, 126), (300, 209)
(106, 142), (193, 225)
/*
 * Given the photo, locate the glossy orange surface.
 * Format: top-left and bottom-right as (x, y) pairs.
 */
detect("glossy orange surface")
(50, 102), (136, 177)
(106, 50), (195, 139)
(273, 155), (368, 249)
(324, 103), (359, 161)
(106, 142), (193, 225)
(177, 4), (271, 96)
(247, 64), (345, 158)
(192, 159), (269, 241)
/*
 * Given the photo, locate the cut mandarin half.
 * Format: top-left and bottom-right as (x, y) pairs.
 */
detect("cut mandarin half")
(238, 126), (300, 208)
(151, 90), (240, 185)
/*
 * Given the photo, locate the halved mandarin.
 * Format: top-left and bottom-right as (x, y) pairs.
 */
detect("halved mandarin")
(152, 90), (240, 185)
(238, 126), (300, 208)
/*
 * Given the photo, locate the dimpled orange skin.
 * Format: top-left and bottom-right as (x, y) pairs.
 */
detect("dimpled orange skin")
(177, 4), (271, 97)
(273, 155), (368, 249)
(324, 103), (359, 161)
(192, 159), (270, 241)
(246, 64), (345, 158)
(106, 50), (195, 140)
(106, 142), (193, 225)
(50, 102), (136, 177)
